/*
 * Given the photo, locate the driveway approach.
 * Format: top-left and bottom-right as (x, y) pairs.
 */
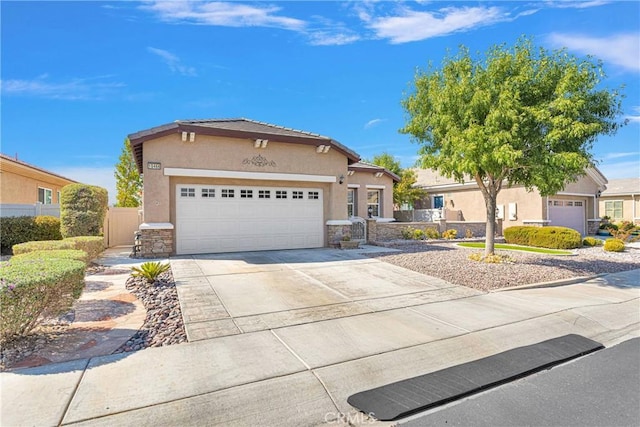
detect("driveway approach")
(2, 248), (639, 427)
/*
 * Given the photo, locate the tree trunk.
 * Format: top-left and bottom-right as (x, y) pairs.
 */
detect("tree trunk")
(483, 191), (497, 256)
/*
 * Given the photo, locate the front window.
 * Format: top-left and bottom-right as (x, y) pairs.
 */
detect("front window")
(38, 187), (53, 204)
(347, 189), (356, 217)
(605, 200), (623, 220)
(367, 190), (380, 217)
(432, 195), (444, 209)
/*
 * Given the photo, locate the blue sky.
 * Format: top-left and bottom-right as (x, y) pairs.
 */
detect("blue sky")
(2, 1), (639, 204)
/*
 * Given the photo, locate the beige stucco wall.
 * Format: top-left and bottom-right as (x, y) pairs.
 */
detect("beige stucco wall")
(346, 171), (395, 219)
(141, 133), (351, 240)
(599, 195), (639, 223)
(0, 160), (74, 204)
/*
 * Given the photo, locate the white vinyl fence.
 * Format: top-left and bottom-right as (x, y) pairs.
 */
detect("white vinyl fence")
(0, 203), (61, 217)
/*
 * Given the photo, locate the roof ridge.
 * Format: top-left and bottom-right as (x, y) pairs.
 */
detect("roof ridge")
(176, 117), (329, 139)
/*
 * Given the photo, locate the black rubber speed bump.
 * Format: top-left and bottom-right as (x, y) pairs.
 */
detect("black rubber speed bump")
(347, 334), (603, 421)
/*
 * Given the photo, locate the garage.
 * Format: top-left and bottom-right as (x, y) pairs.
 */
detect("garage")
(548, 199), (586, 235)
(176, 184), (324, 254)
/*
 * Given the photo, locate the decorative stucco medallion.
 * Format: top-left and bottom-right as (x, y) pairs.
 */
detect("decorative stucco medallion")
(242, 154), (277, 168)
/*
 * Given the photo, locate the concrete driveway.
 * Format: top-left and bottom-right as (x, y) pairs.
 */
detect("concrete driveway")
(3, 247), (638, 427)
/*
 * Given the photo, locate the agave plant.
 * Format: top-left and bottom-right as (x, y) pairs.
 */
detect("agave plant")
(131, 261), (170, 284)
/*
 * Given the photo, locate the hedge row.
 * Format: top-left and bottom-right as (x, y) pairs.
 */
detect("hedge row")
(504, 226), (582, 249)
(0, 216), (62, 254)
(12, 236), (104, 261)
(1, 255), (86, 342)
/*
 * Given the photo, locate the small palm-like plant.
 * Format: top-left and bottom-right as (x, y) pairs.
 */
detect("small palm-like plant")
(131, 261), (170, 283)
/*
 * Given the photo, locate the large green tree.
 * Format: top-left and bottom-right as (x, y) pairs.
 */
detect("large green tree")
(370, 152), (425, 208)
(401, 37), (624, 255)
(114, 138), (142, 207)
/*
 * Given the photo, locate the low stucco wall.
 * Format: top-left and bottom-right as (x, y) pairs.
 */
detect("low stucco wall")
(368, 219), (502, 242)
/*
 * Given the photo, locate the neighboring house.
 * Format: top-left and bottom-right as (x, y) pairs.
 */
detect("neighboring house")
(599, 178), (640, 224)
(0, 153), (77, 216)
(128, 118), (398, 256)
(413, 167), (608, 235)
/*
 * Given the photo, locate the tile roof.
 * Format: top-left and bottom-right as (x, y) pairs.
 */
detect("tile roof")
(0, 153), (78, 183)
(128, 118), (360, 172)
(601, 178), (640, 196)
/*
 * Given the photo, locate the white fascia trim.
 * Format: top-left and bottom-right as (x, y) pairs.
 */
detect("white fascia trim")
(326, 220), (352, 226)
(366, 184), (386, 189)
(554, 192), (593, 197)
(586, 167), (607, 189)
(522, 219), (551, 224)
(140, 222), (174, 230)
(419, 181), (478, 191)
(348, 184), (361, 188)
(164, 168), (337, 183)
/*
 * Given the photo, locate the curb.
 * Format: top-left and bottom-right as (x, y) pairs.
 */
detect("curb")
(493, 273), (608, 292)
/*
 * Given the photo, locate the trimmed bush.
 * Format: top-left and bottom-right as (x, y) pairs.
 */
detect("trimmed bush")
(0, 216), (62, 254)
(1, 257), (86, 342)
(60, 184), (108, 238)
(412, 229), (426, 240)
(582, 237), (603, 247)
(64, 236), (105, 261)
(424, 228), (440, 239)
(504, 226), (582, 249)
(12, 240), (75, 255)
(442, 229), (458, 240)
(603, 238), (625, 252)
(13, 249), (90, 265)
(401, 226), (414, 240)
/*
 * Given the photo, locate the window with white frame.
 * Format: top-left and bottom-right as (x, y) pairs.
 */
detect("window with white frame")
(201, 188), (215, 198)
(221, 189), (235, 198)
(292, 191), (303, 199)
(308, 191), (319, 200)
(258, 190), (270, 199)
(240, 189), (253, 198)
(180, 187), (195, 198)
(432, 195), (444, 209)
(367, 190), (380, 217)
(38, 187), (53, 204)
(605, 200), (623, 220)
(276, 190), (287, 199)
(347, 189), (356, 217)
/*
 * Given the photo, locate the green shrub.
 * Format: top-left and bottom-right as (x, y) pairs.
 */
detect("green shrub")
(1, 257), (86, 342)
(64, 236), (105, 261)
(60, 184), (108, 238)
(131, 261), (171, 284)
(442, 229), (458, 240)
(13, 249), (89, 265)
(603, 238), (625, 252)
(12, 240), (75, 255)
(504, 226), (582, 249)
(412, 229), (426, 240)
(599, 223), (618, 232)
(424, 227), (440, 239)
(0, 216), (62, 254)
(401, 226), (414, 240)
(582, 237), (603, 247)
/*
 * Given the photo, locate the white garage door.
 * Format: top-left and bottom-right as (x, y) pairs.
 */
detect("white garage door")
(548, 199), (585, 235)
(176, 185), (324, 255)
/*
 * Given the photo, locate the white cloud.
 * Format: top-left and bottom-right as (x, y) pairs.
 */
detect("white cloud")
(308, 31), (360, 46)
(545, 0), (611, 9)
(598, 160), (640, 180)
(547, 33), (640, 72)
(625, 106), (640, 123)
(52, 166), (117, 206)
(147, 47), (196, 76)
(364, 6), (508, 44)
(140, 1), (305, 31)
(0, 75), (124, 100)
(602, 151), (640, 161)
(364, 118), (385, 129)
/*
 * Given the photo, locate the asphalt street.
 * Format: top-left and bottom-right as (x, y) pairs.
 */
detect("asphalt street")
(402, 337), (640, 427)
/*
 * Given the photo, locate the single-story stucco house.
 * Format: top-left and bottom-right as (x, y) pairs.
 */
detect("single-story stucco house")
(129, 118), (399, 256)
(0, 153), (77, 214)
(598, 177), (640, 224)
(412, 167), (608, 236)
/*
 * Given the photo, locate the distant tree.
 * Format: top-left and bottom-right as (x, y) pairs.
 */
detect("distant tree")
(370, 152), (425, 208)
(401, 37), (624, 255)
(114, 138), (142, 207)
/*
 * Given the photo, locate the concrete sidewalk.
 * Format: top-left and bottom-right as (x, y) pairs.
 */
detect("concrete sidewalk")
(1, 263), (638, 426)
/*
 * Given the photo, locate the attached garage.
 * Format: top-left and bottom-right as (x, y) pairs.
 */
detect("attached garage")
(176, 184), (324, 255)
(548, 199), (586, 235)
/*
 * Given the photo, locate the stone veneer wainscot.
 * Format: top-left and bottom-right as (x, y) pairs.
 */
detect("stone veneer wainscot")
(139, 223), (174, 258)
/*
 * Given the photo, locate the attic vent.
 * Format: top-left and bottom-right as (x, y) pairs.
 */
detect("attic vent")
(181, 132), (196, 142)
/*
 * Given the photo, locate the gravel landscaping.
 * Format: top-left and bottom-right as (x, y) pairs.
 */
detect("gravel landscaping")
(369, 241), (640, 291)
